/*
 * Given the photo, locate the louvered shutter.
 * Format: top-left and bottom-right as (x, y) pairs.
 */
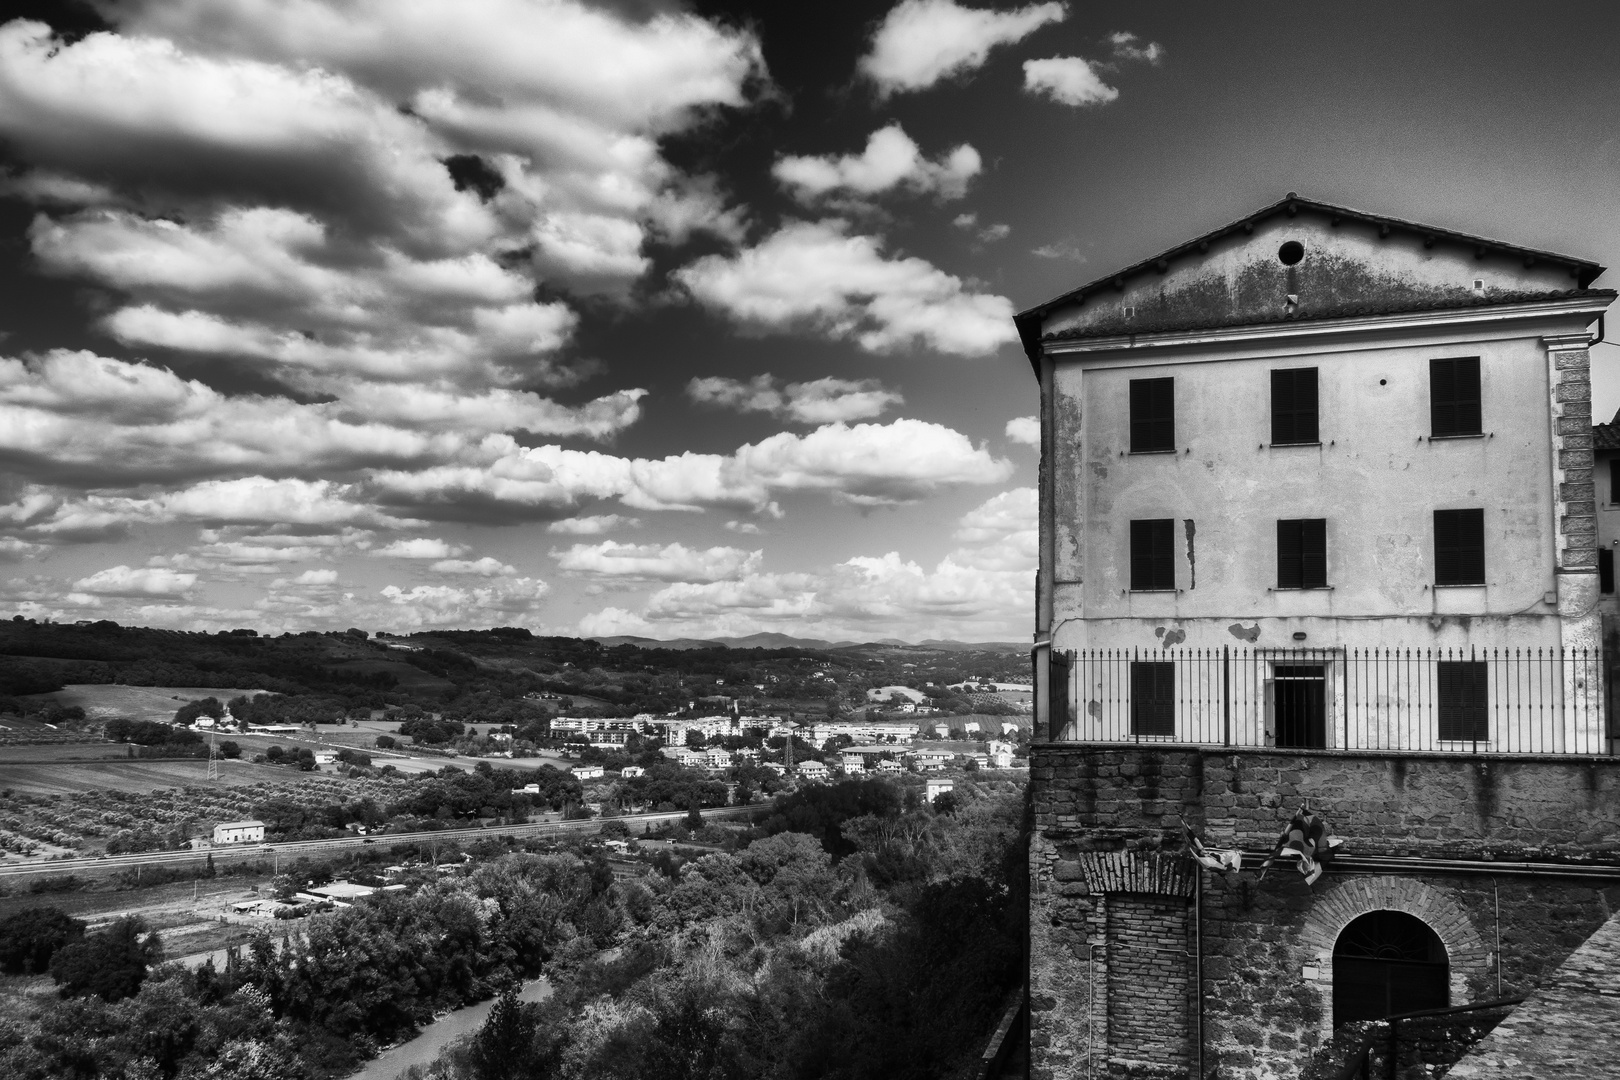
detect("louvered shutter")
(1431, 358), (1481, 436)
(1434, 508), (1485, 585)
(1130, 378), (1174, 452)
(1131, 661), (1175, 736)
(1277, 520), (1302, 588)
(1130, 519), (1175, 590)
(1272, 368), (1319, 444)
(1437, 661), (1488, 741)
(1300, 518), (1327, 588)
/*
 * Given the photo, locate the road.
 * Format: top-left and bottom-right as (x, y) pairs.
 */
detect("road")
(0, 804), (762, 878)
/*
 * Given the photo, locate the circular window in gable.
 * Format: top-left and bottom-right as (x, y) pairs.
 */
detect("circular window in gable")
(1278, 241), (1305, 265)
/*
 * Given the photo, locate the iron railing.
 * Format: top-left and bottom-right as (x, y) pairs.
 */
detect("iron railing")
(1050, 647), (1609, 755)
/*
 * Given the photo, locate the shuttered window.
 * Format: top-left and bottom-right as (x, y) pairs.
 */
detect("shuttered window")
(1602, 549), (1614, 595)
(1131, 661), (1176, 737)
(1271, 368), (1319, 444)
(1130, 519), (1175, 590)
(1434, 508), (1485, 585)
(1430, 357), (1482, 437)
(1611, 461), (1619, 505)
(1130, 377), (1175, 452)
(1437, 661), (1488, 742)
(1277, 519), (1328, 589)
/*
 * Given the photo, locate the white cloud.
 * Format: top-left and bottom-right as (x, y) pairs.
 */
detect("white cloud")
(431, 557), (517, 577)
(73, 564), (197, 597)
(773, 124), (980, 203)
(374, 538), (469, 559)
(1031, 240), (1085, 260)
(687, 374), (903, 424)
(369, 418), (1011, 519)
(546, 515), (638, 535)
(376, 577), (551, 630)
(292, 568), (338, 585)
(552, 541), (761, 582)
(1110, 32), (1165, 64)
(1005, 416), (1040, 445)
(677, 220), (1017, 356)
(952, 212), (1012, 244)
(724, 521), (763, 535)
(860, 0), (1066, 95)
(1023, 57), (1120, 107)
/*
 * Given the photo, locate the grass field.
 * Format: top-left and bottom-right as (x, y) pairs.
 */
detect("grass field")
(32, 684), (275, 724)
(0, 758), (291, 796)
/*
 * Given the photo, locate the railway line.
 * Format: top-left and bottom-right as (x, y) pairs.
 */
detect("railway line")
(0, 804), (762, 878)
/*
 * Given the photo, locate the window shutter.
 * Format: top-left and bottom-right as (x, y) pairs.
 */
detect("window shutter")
(1431, 358), (1481, 436)
(1602, 549), (1614, 595)
(1131, 519), (1175, 590)
(1301, 518), (1327, 588)
(1130, 378), (1174, 452)
(1277, 520), (1302, 588)
(1437, 661), (1488, 742)
(1272, 368), (1319, 444)
(1131, 661), (1175, 736)
(1435, 508), (1485, 585)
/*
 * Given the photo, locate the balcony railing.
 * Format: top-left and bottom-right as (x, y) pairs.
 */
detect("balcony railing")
(1048, 647), (1609, 755)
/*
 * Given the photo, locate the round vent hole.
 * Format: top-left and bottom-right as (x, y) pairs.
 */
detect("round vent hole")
(1278, 241), (1305, 265)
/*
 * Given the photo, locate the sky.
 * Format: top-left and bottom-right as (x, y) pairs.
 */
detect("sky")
(1, 0), (1618, 644)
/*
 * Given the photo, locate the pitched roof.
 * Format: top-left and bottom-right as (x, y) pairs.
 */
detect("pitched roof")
(1595, 408), (1620, 451)
(1014, 194), (1609, 362)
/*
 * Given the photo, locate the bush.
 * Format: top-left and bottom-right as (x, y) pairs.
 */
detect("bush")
(0, 907), (85, 974)
(374, 735), (396, 749)
(49, 916), (161, 1002)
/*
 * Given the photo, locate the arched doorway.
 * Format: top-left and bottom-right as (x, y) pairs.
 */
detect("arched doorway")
(1332, 910), (1449, 1025)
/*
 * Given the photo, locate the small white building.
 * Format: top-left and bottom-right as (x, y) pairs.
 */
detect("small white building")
(619, 766), (646, 778)
(571, 765), (606, 780)
(926, 778), (954, 803)
(797, 760), (830, 781)
(212, 820), (265, 845)
(513, 783), (541, 795)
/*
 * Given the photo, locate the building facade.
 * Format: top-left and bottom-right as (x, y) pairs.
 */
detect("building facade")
(1018, 196), (1620, 1080)
(1019, 195), (1615, 756)
(212, 819), (265, 844)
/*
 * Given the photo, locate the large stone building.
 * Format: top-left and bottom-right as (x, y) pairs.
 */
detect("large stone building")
(1016, 196), (1620, 1079)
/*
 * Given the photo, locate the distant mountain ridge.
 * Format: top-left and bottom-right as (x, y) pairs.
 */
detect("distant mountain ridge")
(590, 632), (1024, 653)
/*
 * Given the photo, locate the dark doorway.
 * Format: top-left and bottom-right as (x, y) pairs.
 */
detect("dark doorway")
(1332, 911), (1449, 1025)
(1273, 665), (1326, 748)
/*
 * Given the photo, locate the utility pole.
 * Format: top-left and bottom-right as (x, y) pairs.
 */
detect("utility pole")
(206, 729), (219, 782)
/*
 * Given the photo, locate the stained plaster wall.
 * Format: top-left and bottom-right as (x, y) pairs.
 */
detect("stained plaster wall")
(1029, 744), (1620, 1080)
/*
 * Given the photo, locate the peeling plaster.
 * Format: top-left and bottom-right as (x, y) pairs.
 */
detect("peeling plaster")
(1228, 622), (1262, 642)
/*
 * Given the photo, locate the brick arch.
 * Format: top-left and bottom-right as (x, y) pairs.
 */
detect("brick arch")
(1296, 876), (1491, 1035)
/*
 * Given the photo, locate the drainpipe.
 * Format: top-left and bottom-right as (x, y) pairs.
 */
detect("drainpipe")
(1195, 869), (1205, 1080)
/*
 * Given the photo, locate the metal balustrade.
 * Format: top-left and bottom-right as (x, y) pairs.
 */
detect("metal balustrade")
(1048, 647), (1610, 755)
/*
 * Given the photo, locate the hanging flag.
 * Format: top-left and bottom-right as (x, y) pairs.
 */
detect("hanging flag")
(1180, 816), (1243, 873)
(1260, 805), (1343, 885)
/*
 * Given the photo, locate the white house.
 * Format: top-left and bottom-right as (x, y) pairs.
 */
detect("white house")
(212, 820), (265, 845)
(926, 778), (954, 803)
(1019, 193), (1614, 754)
(797, 760), (830, 781)
(619, 766), (646, 778)
(570, 765), (606, 780)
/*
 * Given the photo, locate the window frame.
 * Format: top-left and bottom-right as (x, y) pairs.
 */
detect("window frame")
(1436, 660), (1489, 743)
(1270, 367), (1320, 446)
(1130, 660), (1176, 737)
(1277, 518), (1328, 590)
(1129, 377), (1176, 454)
(1429, 357), (1483, 438)
(1433, 508), (1486, 586)
(1129, 519), (1176, 591)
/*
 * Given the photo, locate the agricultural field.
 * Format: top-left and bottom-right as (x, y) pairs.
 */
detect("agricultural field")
(32, 684), (275, 724)
(0, 758), (284, 796)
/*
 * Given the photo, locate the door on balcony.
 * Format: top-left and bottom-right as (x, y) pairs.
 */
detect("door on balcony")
(1332, 910), (1449, 1025)
(1273, 664), (1326, 748)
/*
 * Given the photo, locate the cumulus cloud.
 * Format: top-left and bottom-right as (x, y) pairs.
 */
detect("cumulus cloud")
(687, 375), (903, 424)
(552, 541), (761, 582)
(374, 538), (469, 559)
(1110, 31), (1165, 64)
(431, 556), (517, 576)
(954, 213), (1012, 243)
(546, 515), (638, 535)
(377, 577), (551, 630)
(1023, 57), (1119, 106)
(370, 418), (1011, 519)
(73, 564), (197, 597)
(677, 220), (1017, 356)
(724, 521), (763, 535)
(860, 0), (1066, 95)
(1005, 416), (1040, 445)
(773, 124), (980, 203)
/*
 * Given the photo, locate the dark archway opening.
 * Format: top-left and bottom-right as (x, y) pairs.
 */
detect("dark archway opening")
(1332, 910), (1449, 1025)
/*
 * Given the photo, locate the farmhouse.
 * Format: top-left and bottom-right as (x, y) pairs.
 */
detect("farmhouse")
(211, 820), (265, 845)
(1018, 195), (1620, 1078)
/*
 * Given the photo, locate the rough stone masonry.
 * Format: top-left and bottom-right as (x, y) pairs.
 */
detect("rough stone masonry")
(1028, 744), (1620, 1080)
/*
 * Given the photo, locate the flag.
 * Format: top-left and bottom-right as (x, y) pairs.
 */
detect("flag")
(1181, 817), (1243, 873)
(1260, 806), (1343, 885)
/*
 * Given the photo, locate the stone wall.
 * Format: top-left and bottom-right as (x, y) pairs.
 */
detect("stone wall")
(1029, 744), (1620, 1080)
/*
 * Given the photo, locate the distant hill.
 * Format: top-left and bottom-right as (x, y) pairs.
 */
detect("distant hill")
(591, 633), (1023, 653)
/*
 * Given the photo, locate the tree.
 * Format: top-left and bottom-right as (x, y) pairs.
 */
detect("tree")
(49, 916), (162, 1001)
(685, 798), (703, 831)
(467, 989), (539, 1080)
(375, 735), (396, 749)
(219, 740), (241, 759)
(0, 907), (85, 974)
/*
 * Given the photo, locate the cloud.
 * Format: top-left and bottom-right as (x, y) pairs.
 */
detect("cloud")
(73, 564), (197, 597)
(724, 521), (763, 535)
(370, 417), (1010, 519)
(860, 0), (1066, 95)
(291, 568), (338, 585)
(952, 213), (1011, 244)
(1110, 31), (1165, 64)
(431, 556), (517, 576)
(374, 537), (469, 559)
(687, 375), (903, 424)
(376, 577), (551, 630)
(546, 515), (638, 535)
(1031, 240), (1085, 260)
(676, 220), (1017, 356)
(1005, 416), (1040, 445)
(1023, 57), (1120, 107)
(773, 124), (980, 203)
(552, 541), (761, 582)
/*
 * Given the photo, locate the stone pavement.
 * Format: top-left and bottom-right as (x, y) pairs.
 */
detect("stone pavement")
(1446, 909), (1620, 1078)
